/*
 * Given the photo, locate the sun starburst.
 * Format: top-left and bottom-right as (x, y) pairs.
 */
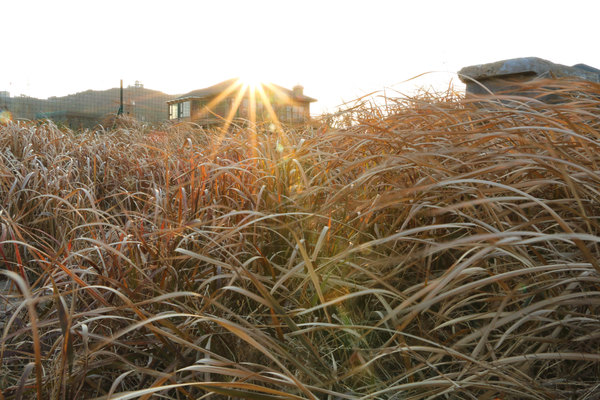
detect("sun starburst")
(200, 77), (288, 164)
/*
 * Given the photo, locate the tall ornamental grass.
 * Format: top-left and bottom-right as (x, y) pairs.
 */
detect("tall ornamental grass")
(1, 79), (599, 399)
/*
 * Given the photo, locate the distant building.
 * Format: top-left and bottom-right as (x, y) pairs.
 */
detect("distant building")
(167, 79), (317, 126)
(129, 81), (144, 89)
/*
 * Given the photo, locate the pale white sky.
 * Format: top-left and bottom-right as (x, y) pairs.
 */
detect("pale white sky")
(3, 0), (599, 114)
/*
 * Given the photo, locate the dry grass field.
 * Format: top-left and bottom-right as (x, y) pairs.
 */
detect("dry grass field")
(1, 80), (599, 399)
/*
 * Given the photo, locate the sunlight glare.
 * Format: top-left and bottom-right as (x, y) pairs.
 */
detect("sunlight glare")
(238, 72), (266, 89)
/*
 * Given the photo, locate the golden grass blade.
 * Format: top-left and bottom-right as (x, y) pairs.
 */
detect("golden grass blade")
(1, 271), (43, 400)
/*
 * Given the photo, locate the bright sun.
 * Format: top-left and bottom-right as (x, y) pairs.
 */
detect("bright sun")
(238, 72), (266, 88)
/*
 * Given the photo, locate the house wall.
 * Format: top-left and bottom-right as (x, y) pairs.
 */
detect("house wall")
(170, 91), (312, 127)
(182, 97), (231, 125)
(276, 100), (309, 124)
(215, 98), (229, 118)
(191, 99), (211, 124)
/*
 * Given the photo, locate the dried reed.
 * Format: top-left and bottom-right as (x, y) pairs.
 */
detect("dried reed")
(0, 79), (599, 399)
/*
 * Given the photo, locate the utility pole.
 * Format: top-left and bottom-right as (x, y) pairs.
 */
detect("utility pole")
(117, 79), (124, 116)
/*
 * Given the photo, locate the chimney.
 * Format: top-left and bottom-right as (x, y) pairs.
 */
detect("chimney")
(292, 85), (304, 97)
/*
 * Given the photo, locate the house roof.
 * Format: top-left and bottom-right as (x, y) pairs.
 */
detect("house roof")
(167, 79), (317, 104)
(270, 83), (317, 103)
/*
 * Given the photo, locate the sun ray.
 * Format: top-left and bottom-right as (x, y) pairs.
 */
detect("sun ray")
(221, 84), (247, 134)
(254, 84), (283, 132)
(261, 83), (293, 106)
(248, 84), (258, 160)
(198, 80), (244, 124)
(254, 84), (293, 150)
(192, 77), (298, 164)
(206, 84), (249, 163)
(248, 84), (257, 128)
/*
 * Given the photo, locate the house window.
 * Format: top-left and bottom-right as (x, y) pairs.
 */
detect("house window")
(181, 101), (190, 117)
(277, 105), (285, 121)
(169, 104), (178, 120)
(169, 101), (191, 119)
(292, 105), (305, 122)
